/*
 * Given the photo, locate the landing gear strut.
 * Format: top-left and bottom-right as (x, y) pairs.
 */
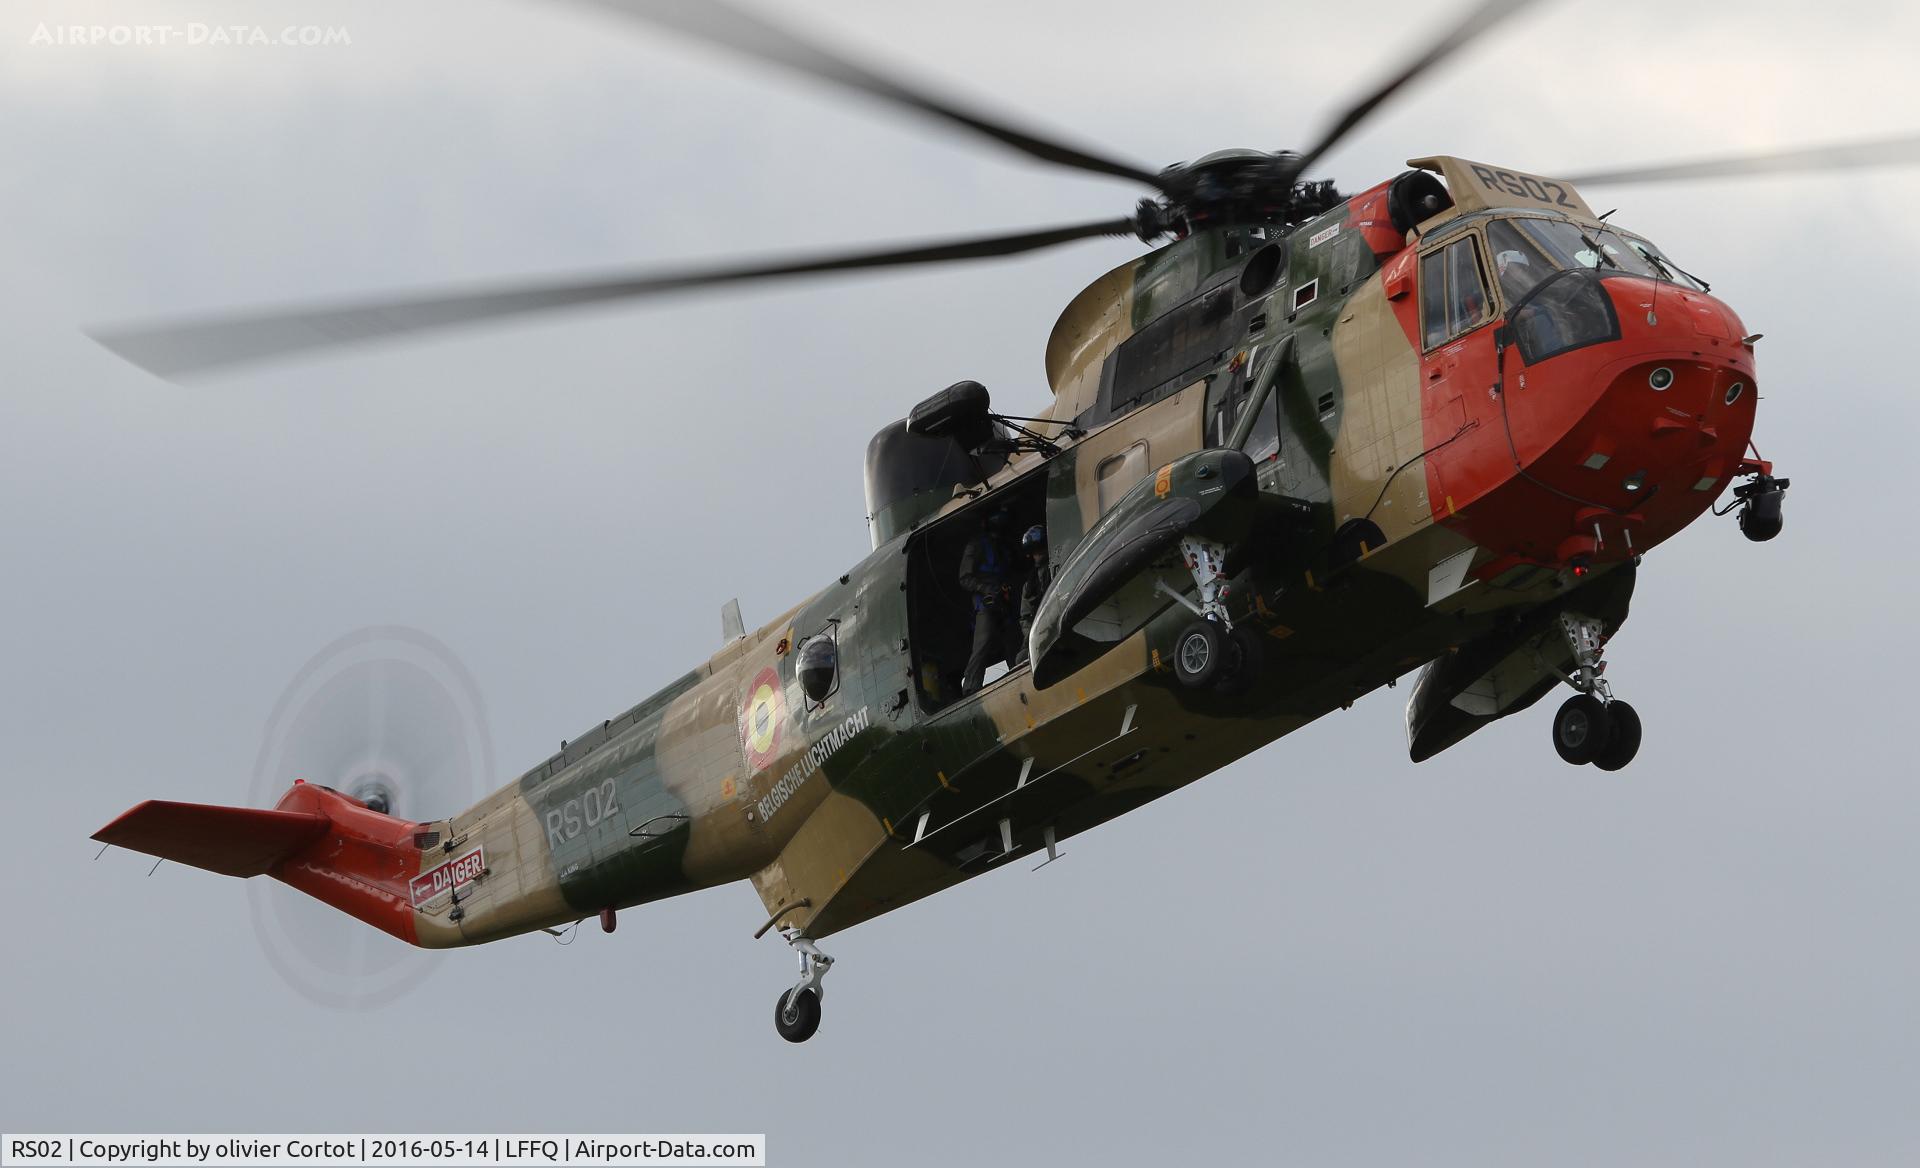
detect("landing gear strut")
(1168, 537), (1261, 694)
(773, 927), (832, 1043)
(1550, 612), (1642, 770)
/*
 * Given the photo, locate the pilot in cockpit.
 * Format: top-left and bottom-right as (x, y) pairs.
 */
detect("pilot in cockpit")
(1496, 248), (1539, 304)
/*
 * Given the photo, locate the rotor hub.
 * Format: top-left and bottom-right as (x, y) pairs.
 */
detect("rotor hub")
(346, 770), (398, 816)
(1141, 149), (1343, 240)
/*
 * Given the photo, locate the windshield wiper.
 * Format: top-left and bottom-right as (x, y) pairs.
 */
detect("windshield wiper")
(1653, 251), (1710, 292)
(1578, 229), (1619, 269)
(1618, 231), (1711, 292)
(1573, 208), (1622, 270)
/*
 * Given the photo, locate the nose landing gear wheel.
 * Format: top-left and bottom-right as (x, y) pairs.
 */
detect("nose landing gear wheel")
(1173, 620), (1224, 689)
(1592, 701), (1642, 771)
(775, 987), (822, 1044)
(1553, 694), (1613, 765)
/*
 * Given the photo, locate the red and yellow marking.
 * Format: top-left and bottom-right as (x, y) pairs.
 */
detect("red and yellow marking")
(742, 666), (785, 772)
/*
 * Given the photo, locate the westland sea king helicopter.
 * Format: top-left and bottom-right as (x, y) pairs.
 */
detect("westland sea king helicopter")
(90, 0), (1911, 1041)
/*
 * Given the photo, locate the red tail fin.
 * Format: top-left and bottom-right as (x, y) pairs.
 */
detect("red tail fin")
(93, 782), (429, 945)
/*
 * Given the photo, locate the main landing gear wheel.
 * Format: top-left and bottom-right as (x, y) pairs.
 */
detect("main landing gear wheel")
(1592, 701), (1642, 772)
(1549, 610), (1642, 771)
(1215, 624), (1265, 696)
(775, 987), (822, 1043)
(1553, 694), (1612, 765)
(1173, 620), (1224, 689)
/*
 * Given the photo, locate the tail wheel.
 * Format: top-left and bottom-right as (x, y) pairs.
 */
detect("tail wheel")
(1552, 694), (1613, 765)
(1592, 701), (1643, 771)
(775, 987), (822, 1043)
(1173, 620), (1224, 689)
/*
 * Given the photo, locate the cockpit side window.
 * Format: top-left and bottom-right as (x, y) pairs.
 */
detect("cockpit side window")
(1420, 236), (1493, 351)
(1419, 250), (1448, 350)
(1446, 239), (1490, 338)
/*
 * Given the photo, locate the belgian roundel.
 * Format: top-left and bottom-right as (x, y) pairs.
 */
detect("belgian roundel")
(742, 666), (785, 772)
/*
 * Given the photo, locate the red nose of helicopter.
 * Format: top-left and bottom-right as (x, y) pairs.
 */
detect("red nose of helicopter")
(1532, 278), (1757, 556)
(1433, 274), (1772, 576)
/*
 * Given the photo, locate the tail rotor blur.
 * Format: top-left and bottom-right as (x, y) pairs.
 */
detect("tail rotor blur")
(245, 627), (492, 1010)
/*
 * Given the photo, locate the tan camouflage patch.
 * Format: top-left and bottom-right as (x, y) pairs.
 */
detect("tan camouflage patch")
(1329, 274), (1431, 544)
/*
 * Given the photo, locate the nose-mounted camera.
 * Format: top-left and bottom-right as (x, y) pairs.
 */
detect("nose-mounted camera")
(1731, 473), (1790, 542)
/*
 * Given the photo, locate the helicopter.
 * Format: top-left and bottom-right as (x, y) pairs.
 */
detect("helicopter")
(86, 0), (1914, 1043)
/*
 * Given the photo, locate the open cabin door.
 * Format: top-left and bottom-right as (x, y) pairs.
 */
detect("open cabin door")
(902, 466), (1052, 713)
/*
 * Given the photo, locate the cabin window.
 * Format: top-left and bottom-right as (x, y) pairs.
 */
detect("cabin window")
(1096, 443), (1151, 512)
(1419, 236), (1492, 350)
(796, 633), (838, 704)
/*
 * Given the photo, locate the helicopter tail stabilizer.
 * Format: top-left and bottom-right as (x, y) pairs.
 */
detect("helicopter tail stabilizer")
(92, 799), (328, 878)
(94, 781), (435, 945)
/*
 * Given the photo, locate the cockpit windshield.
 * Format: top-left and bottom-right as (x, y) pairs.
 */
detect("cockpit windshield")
(1485, 216), (1707, 301)
(1610, 231), (1708, 291)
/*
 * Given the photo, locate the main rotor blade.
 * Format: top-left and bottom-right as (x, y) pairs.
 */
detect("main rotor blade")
(1290, 0), (1539, 179)
(1564, 132), (1920, 186)
(89, 217), (1138, 380)
(567, 0), (1164, 189)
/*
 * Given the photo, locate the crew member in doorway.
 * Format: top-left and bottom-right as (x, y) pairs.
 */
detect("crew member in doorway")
(959, 508), (1020, 693)
(1015, 524), (1050, 664)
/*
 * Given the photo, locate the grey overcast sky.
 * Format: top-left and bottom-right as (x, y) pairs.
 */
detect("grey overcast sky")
(5, 2), (1919, 1165)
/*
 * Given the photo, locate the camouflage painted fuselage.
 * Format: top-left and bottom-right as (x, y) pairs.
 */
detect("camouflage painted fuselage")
(336, 157), (1765, 948)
